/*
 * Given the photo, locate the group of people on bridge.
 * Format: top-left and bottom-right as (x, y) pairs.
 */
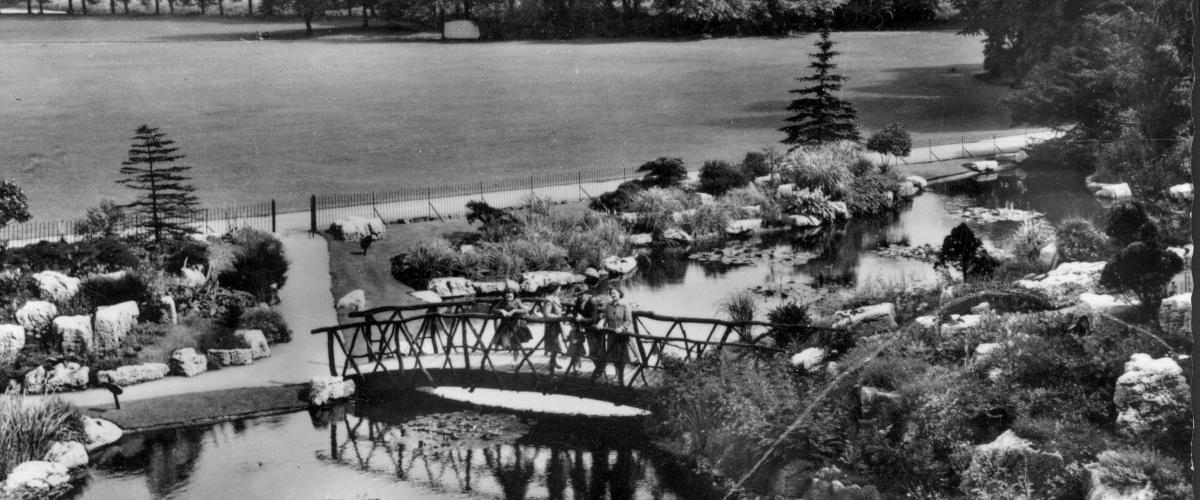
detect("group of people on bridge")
(489, 285), (639, 384)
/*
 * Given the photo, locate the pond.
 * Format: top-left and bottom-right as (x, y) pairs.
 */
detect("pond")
(620, 168), (1108, 317)
(68, 394), (717, 500)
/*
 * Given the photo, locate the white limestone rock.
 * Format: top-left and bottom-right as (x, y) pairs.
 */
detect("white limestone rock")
(660, 227), (694, 244)
(97, 363), (170, 387)
(520, 271), (586, 293)
(83, 416), (123, 451)
(408, 290), (443, 304)
(602, 256), (638, 275)
(724, 218), (763, 236)
(738, 205), (763, 218)
(1078, 293), (1139, 313)
(859, 386), (901, 418)
(234, 329), (271, 359)
(1168, 183), (1192, 201)
(43, 441), (88, 469)
(207, 348), (255, 367)
(169, 348), (208, 377)
(161, 295), (177, 325)
(472, 279), (519, 296)
(1114, 354), (1190, 438)
(0, 324), (24, 365)
(831, 303), (897, 329)
(897, 181), (920, 198)
(697, 193), (714, 205)
(961, 430), (1066, 498)
(179, 267), (207, 288)
(775, 183), (796, 194)
(25, 362), (89, 394)
(965, 160), (999, 173)
(1083, 458), (1156, 500)
(787, 214), (822, 228)
(328, 216), (386, 244)
(1015, 261), (1107, 304)
(56, 315), (94, 356)
(3, 461), (71, 497)
(306, 376), (357, 407)
(969, 302), (991, 314)
(336, 289), (367, 313)
(1166, 245), (1192, 265)
(790, 347), (825, 371)
(628, 233), (653, 246)
(15, 301), (57, 337)
(427, 277), (475, 298)
(904, 175), (928, 189)
(828, 201), (850, 220)
(618, 212), (640, 224)
(974, 342), (1002, 361)
(994, 150), (1029, 163)
(31, 271), (80, 302)
(1092, 183), (1132, 200)
(1037, 242), (1058, 269)
(94, 301), (140, 352)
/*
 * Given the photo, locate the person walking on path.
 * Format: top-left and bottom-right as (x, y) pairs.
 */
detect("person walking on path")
(534, 286), (566, 371)
(491, 289), (532, 367)
(602, 287), (636, 386)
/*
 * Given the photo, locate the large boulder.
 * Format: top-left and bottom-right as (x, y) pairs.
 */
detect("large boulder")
(427, 277), (475, 298)
(97, 363), (170, 387)
(83, 416), (123, 451)
(15, 301), (57, 337)
(896, 181), (920, 198)
(790, 347), (826, 371)
(1015, 261), (1106, 304)
(519, 271), (585, 293)
(965, 160), (999, 173)
(602, 256), (637, 275)
(1078, 293), (1139, 314)
(1037, 242), (1058, 269)
(234, 329), (271, 359)
(959, 430), (1067, 499)
(831, 303), (897, 330)
(306, 376), (357, 407)
(2, 461), (71, 498)
(169, 348), (208, 377)
(697, 193), (714, 205)
(56, 315), (94, 356)
(1158, 293), (1190, 334)
(328, 216), (386, 244)
(24, 362), (89, 394)
(914, 314), (981, 334)
(1093, 183), (1133, 199)
(661, 227), (694, 244)
(0, 325), (25, 365)
(788, 215), (822, 228)
(31, 271), (80, 303)
(43, 441), (88, 470)
(724, 218), (763, 236)
(1114, 354), (1190, 439)
(904, 175), (928, 189)
(1167, 183), (1192, 201)
(94, 301), (140, 352)
(472, 279), (519, 296)
(408, 290), (443, 304)
(628, 233), (653, 246)
(1082, 455), (1156, 500)
(994, 150), (1029, 163)
(207, 348), (254, 367)
(828, 201), (850, 221)
(336, 289), (367, 313)
(179, 267), (207, 289)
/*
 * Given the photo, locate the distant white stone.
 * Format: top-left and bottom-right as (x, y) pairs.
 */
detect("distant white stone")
(207, 348), (254, 367)
(724, 218), (763, 236)
(1015, 261), (1107, 303)
(56, 315), (94, 356)
(969, 302), (991, 314)
(336, 289), (367, 313)
(427, 277), (475, 298)
(965, 160), (999, 173)
(31, 271), (80, 302)
(697, 193), (714, 205)
(97, 363), (170, 387)
(790, 347), (826, 371)
(994, 150), (1029, 163)
(443, 19), (480, 40)
(472, 279), (520, 296)
(161, 295), (177, 325)
(905, 175), (928, 189)
(1093, 183), (1132, 200)
(180, 267), (207, 288)
(520, 271), (585, 293)
(661, 227), (693, 244)
(1114, 354), (1190, 438)
(169, 348), (208, 377)
(25, 362), (89, 394)
(328, 216), (386, 244)
(234, 329), (271, 359)
(1168, 183), (1193, 201)
(897, 181), (920, 198)
(602, 256), (638, 275)
(0, 325), (24, 365)
(43, 441), (88, 470)
(408, 290), (443, 304)
(1078, 293), (1138, 313)
(1037, 242), (1058, 269)
(628, 233), (653, 246)
(775, 183), (796, 194)
(832, 303), (897, 329)
(83, 416), (123, 451)
(787, 215), (822, 228)
(307, 376), (357, 407)
(94, 301), (139, 352)
(3, 461), (70, 497)
(15, 301), (57, 337)
(828, 201), (850, 220)
(739, 205), (762, 218)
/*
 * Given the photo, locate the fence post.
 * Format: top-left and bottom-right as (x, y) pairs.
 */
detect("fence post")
(928, 139), (933, 163)
(270, 200), (276, 233)
(530, 175), (534, 197)
(577, 172), (582, 201)
(427, 187), (431, 220)
(309, 195), (316, 234)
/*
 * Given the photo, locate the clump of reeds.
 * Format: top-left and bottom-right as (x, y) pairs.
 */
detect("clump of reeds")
(0, 396), (85, 478)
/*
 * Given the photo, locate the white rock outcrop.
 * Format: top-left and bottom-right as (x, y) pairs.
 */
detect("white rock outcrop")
(897, 181), (920, 198)
(1015, 261), (1107, 303)
(831, 303), (897, 329)
(161, 295), (177, 325)
(1168, 183), (1192, 201)
(697, 193), (714, 205)
(1037, 242), (1058, 268)
(43, 441), (88, 469)
(3, 461), (71, 497)
(724, 218), (763, 236)
(24, 362), (89, 394)
(97, 363), (170, 387)
(965, 160), (999, 173)
(520, 271), (586, 293)
(1092, 183), (1132, 199)
(336, 289), (367, 313)
(427, 277), (475, 298)
(56, 315), (94, 356)
(661, 227), (694, 244)
(961, 430), (1066, 498)
(307, 376), (357, 407)
(994, 150), (1029, 163)
(914, 314), (981, 334)
(328, 216), (386, 244)
(628, 233), (653, 246)
(602, 256), (637, 275)
(169, 348), (208, 377)
(472, 279), (519, 295)
(235, 329), (271, 359)
(787, 215), (822, 228)
(179, 267), (207, 288)
(94, 301), (140, 352)
(15, 301), (57, 337)
(0, 324), (25, 365)
(790, 347), (826, 371)
(1078, 293), (1138, 313)
(31, 271), (80, 302)
(207, 348), (254, 367)
(905, 175), (928, 189)
(83, 416), (123, 451)
(408, 290), (443, 304)
(1114, 354), (1190, 438)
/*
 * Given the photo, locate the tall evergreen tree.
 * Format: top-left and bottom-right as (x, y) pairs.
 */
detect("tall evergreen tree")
(117, 125), (201, 244)
(779, 25), (860, 150)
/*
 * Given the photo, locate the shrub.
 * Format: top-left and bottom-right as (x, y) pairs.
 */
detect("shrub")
(780, 188), (837, 221)
(0, 396), (85, 478)
(848, 157), (875, 177)
(78, 271), (163, 322)
(936, 224), (997, 281)
(480, 239), (570, 276)
(781, 141), (860, 198)
(627, 188), (687, 234)
(679, 199), (738, 239)
(1004, 219), (1056, 266)
(698, 160), (749, 196)
(765, 301), (810, 348)
(719, 291), (758, 342)
(1105, 201), (1155, 246)
(77, 199), (128, 240)
(636, 157), (688, 188)
(866, 122), (913, 158)
(4, 237), (140, 276)
(390, 238), (464, 287)
(1099, 242), (1184, 316)
(589, 180), (645, 212)
(1093, 449), (1192, 500)
(739, 151), (773, 178)
(217, 229), (288, 304)
(844, 171), (903, 217)
(465, 200), (519, 229)
(238, 308), (292, 344)
(164, 240), (210, 275)
(1056, 217), (1108, 262)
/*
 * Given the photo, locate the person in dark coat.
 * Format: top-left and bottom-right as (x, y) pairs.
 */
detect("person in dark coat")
(535, 286), (566, 370)
(491, 289), (530, 366)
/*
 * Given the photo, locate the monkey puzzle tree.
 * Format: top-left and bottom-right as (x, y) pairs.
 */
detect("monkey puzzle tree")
(117, 125), (201, 245)
(779, 24), (860, 151)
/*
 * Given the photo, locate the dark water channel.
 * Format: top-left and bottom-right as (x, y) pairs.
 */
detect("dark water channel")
(622, 168), (1105, 317)
(69, 394), (716, 500)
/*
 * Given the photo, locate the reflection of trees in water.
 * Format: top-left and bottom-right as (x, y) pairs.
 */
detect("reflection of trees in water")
(320, 414), (666, 499)
(638, 247), (692, 289)
(88, 425), (207, 497)
(933, 173), (1030, 210)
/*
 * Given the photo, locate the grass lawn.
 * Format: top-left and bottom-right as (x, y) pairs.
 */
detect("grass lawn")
(84, 385), (307, 431)
(1, 19), (1016, 220)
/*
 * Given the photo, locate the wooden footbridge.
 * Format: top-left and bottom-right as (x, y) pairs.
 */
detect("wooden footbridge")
(312, 299), (832, 404)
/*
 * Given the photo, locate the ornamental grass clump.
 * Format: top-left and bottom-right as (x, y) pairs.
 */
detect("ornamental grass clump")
(628, 188), (688, 234)
(679, 199), (739, 239)
(1056, 217), (1108, 262)
(719, 290), (758, 342)
(781, 141), (860, 198)
(0, 396), (85, 478)
(1004, 219), (1056, 267)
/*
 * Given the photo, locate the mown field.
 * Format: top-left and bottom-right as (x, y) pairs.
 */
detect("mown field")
(0, 18), (1017, 219)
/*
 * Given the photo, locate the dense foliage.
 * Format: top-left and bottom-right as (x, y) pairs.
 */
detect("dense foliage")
(0, 180), (32, 230)
(0, 397), (85, 478)
(215, 229), (288, 304)
(77, 200), (129, 241)
(1099, 241), (1184, 316)
(3, 237), (140, 276)
(864, 122), (912, 158)
(698, 160), (749, 196)
(935, 223), (997, 280)
(636, 157), (688, 188)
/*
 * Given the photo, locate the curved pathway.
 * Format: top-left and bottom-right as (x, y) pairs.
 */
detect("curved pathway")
(43, 229), (336, 409)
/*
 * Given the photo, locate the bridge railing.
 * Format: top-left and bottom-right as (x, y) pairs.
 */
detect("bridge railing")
(315, 299), (833, 393)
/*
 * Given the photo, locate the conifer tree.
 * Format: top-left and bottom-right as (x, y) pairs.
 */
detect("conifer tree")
(117, 125), (200, 244)
(780, 25), (860, 150)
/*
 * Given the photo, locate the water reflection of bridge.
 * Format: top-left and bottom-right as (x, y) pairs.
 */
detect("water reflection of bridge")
(312, 299), (830, 403)
(318, 410), (679, 499)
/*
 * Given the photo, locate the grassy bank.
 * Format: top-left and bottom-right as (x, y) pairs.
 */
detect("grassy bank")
(82, 385), (307, 431)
